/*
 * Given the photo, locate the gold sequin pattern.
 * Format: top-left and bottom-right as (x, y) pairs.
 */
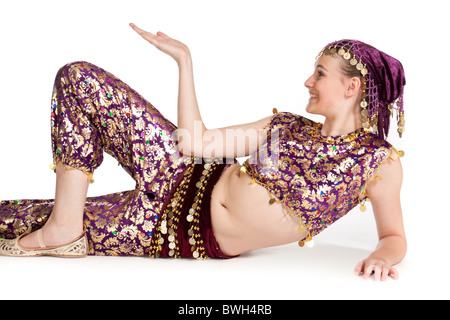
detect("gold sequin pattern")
(242, 111), (398, 240)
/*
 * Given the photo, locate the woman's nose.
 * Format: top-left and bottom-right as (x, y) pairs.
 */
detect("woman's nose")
(304, 75), (314, 88)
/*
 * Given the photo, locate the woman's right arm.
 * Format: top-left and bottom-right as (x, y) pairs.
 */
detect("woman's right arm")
(130, 23), (272, 159)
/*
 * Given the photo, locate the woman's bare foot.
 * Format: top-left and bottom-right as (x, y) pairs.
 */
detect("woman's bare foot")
(19, 217), (84, 248)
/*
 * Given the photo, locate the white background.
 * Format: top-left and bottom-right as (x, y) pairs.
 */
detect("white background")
(0, 0), (449, 300)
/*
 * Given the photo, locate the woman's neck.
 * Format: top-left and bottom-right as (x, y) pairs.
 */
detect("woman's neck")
(321, 109), (362, 137)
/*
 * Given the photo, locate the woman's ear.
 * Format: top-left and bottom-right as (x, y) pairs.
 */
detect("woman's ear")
(346, 77), (362, 97)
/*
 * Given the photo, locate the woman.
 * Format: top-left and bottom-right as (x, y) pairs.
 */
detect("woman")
(0, 23), (406, 281)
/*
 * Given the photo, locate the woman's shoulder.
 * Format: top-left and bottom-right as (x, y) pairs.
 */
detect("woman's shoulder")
(365, 133), (403, 162)
(267, 110), (318, 129)
(362, 134), (404, 188)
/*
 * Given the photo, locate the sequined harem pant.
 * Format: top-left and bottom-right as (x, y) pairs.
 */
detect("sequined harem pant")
(0, 61), (190, 256)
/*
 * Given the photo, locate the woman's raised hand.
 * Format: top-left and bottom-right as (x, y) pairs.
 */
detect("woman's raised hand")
(129, 23), (190, 64)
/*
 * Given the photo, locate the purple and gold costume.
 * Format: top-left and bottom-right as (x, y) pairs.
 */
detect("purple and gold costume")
(0, 55), (401, 257)
(0, 60), (234, 258)
(241, 112), (400, 242)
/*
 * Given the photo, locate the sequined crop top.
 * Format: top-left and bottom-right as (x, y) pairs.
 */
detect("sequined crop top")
(241, 111), (399, 242)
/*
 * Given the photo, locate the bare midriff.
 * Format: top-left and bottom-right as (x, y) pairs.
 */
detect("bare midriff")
(209, 163), (307, 256)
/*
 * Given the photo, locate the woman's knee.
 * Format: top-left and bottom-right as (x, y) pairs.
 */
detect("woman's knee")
(56, 61), (98, 81)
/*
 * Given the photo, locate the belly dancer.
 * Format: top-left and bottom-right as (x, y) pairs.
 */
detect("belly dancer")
(0, 23), (407, 281)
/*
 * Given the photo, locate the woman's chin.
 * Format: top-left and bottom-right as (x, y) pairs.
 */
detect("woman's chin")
(305, 103), (317, 114)
(306, 99), (326, 115)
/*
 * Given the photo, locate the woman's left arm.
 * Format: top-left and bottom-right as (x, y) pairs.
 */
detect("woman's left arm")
(354, 152), (407, 281)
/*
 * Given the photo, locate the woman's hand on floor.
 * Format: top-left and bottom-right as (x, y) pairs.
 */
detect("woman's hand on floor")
(354, 257), (399, 281)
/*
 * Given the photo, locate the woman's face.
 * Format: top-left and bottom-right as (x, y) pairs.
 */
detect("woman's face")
(304, 54), (349, 117)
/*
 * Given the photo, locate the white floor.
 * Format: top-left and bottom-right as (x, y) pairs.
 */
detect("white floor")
(1, 207), (447, 300)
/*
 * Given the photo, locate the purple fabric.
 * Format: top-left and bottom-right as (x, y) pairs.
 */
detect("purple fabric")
(243, 112), (395, 239)
(0, 60), (239, 258)
(1, 61), (190, 256)
(322, 39), (406, 140)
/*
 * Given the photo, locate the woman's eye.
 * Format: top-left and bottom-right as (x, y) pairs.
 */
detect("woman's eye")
(317, 71), (323, 77)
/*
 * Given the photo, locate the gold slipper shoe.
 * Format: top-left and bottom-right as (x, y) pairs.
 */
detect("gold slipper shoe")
(0, 228), (88, 258)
